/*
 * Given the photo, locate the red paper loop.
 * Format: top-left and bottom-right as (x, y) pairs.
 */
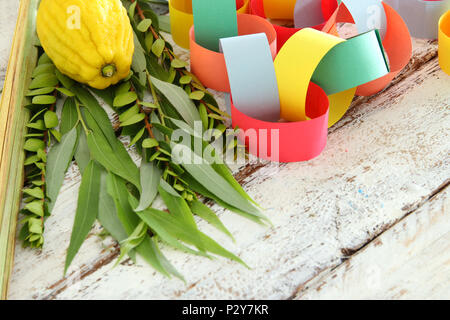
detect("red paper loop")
(231, 82), (329, 163)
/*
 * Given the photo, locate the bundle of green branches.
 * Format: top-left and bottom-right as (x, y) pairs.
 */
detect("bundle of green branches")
(20, 0), (267, 278)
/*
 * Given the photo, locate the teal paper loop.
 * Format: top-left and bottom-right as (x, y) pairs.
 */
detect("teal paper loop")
(312, 30), (390, 95)
(192, 0), (239, 52)
(384, 0), (450, 39)
(294, 0), (388, 39)
(220, 33), (281, 122)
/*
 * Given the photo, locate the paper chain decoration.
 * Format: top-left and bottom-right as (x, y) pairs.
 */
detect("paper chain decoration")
(168, 0), (450, 162)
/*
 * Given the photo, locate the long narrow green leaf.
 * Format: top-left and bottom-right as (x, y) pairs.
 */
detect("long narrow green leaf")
(65, 160), (101, 274)
(171, 144), (263, 219)
(106, 173), (172, 277)
(151, 237), (185, 281)
(135, 162), (161, 211)
(74, 126), (90, 173)
(158, 182), (197, 230)
(60, 98), (78, 136)
(87, 130), (141, 191)
(150, 75), (201, 127)
(134, 204), (247, 267)
(71, 85), (118, 147)
(190, 200), (234, 241)
(182, 172), (266, 225)
(46, 127), (78, 212)
(97, 169), (128, 243)
(212, 163), (259, 207)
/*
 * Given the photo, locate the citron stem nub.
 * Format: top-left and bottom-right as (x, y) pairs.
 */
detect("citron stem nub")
(101, 64), (116, 78)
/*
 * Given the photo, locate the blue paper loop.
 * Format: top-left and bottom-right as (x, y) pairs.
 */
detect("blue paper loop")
(220, 33), (280, 122)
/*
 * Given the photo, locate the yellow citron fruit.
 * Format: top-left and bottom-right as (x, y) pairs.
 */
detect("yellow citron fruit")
(36, 0), (134, 89)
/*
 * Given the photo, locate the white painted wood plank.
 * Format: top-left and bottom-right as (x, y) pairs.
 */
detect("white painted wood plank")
(295, 186), (450, 300)
(8, 55), (449, 299)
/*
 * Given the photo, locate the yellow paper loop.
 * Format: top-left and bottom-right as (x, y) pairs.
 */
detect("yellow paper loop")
(274, 28), (353, 125)
(262, 0), (297, 20)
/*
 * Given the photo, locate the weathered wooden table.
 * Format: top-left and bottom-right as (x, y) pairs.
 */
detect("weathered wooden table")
(2, 1), (449, 300)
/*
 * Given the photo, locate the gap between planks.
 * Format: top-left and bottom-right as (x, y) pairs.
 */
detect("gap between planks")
(294, 182), (450, 299)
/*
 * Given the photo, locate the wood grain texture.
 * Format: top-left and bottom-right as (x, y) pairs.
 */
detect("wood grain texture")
(295, 185), (450, 300)
(1, 2), (448, 299)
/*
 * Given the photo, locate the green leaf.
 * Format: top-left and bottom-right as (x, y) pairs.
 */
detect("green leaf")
(26, 87), (55, 96)
(107, 173), (172, 277)
(44, 110), (58, 128)
(135, 162), (161, 211)
(119, 113), (145, 126)
(133, 199), (246, 266)
(24, 139), (45, 152)
(60, 98), (78, 136)
(86, 129), (141, 191)
(171, 59), (188, 69)
(140, 101), (158, 109)
(118, 104), (139, 123)
(46, 127), (78, 212)
(182, 172), (265, 225)
(128, 0), (137, 18)
(32, 95), (56, 105)
(74, 126), (90, 173)
(199, 103), (208, 129)
(150, 237), (184, 281)
(90, 87), (115, 107)
(144, 33), (154, 52)
(29, 73), (59, 89)
(23, 187), (45, 199)
(26, 120), (46, 131)
(171, 144), (264, 219)
(150, 75), (201, 127)
(97, 168), (129, 245)
(37, 149), (47, 162)
(28, 218), (43, 234)
(189, 91), (205, 101)
(32, 63), (55, 78)
(137, 18), (152, 32)
(159, 179), (181, 197)
(190, 200), (234, 241)
(24, 200), (44, 217)
(71, 85), (117, 147)
(129, 127), (145, 146)
(37, 53), (52, 65)
(212, 163), (258, 206)
(130, 195), (208, 258)
(151, 38), (165, 57)
(115, 221), (147, 266)
(158, 183), (197, 229)
(56, 87), (75, 97)
(179, 75), (192, 85)
(55, 69), (74, 89)
(158, 15), (171, 33)
(132, 32), (147, 73)
(115, 82), (131, 96)
(142, 138), (159, 149)
(65, 160), (102, 274)
(24, 155), (40, 166)
(113, 91), (138, 107)
(50, 129), (61, 142)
